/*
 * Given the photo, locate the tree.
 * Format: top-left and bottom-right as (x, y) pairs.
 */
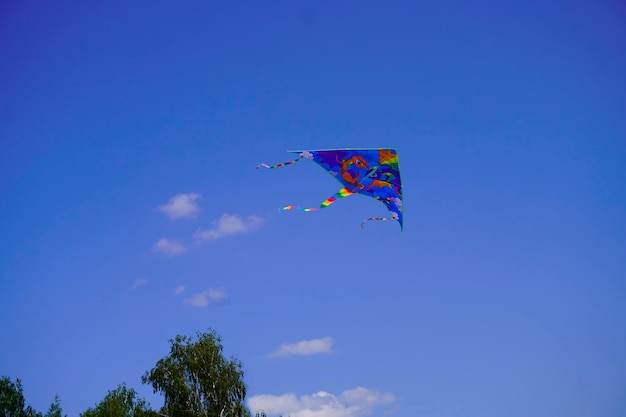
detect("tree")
(79, 384), (158, 417)
(0, 376), (42, 417)
(44, 395), (65, 417)
(142, 329), (251, 417)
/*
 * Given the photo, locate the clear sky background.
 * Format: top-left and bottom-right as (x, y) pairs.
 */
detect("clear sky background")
(1, 1), (625, 416)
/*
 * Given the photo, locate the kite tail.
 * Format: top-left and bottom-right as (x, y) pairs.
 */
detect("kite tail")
(280, 187), (355, 212)
(279, 205), (319, 212)
(256, 152), (312, 169)
(361, 213), (400, 229)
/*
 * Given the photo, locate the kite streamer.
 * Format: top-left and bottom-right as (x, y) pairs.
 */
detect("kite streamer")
(279, 187), (355, 212)
(256, 152), (311, 169)
(360, 213), (400, 229)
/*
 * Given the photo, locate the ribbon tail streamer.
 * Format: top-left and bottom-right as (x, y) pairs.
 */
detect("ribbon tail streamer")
(256, 154), (305, 169)
(361, 213), (400, 229)
(280, 187), (355, 212)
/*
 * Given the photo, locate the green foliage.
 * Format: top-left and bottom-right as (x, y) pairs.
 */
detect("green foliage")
(44, 395), (65, 417)
(0, 376), (42, 417)
(142, 329), (251, 417)
(79, 384), (158, 417)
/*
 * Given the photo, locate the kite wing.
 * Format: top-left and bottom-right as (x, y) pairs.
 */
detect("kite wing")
(257, 148), (403, 229)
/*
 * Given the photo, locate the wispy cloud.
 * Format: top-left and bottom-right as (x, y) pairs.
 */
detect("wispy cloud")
(153, 238), (186, 256)
(130, 279), (149, 290)
(174, 286), (186, 295)
(194, 214), (264, 242)
(183, 288), (228, 307)
(158, 193), (201, 219)
(270, 337), (334, 358)
(248, 387), (396, 417)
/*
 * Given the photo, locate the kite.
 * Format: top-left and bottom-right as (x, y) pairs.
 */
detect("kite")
(257, 148), (403, 229)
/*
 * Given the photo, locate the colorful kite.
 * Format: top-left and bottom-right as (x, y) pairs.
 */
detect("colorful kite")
(257, 148), (403, 229)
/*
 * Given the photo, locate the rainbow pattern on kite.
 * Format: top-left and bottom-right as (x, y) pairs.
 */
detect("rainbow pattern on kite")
(257, 148), (403, 229)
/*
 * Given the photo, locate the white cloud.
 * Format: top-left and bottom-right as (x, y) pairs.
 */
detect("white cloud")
(183, 288), (228, 307)
(174, 286), (186, 295)
(153, 238), (186, 256)
(130, 279), (148, 290)
(194, 214), (264, 242)
(249, 387), (396, 417)
(270, 337), (334, 358)
(158, 193), (201, 219)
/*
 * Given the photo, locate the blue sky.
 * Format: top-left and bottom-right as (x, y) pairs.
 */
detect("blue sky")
(1, 1), (625, 416)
